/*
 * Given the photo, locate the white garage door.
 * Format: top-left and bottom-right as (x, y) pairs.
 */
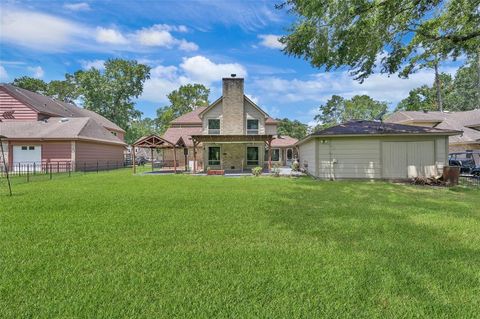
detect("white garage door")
(382, 141), (435, 178)
(12, 145), (42, 172)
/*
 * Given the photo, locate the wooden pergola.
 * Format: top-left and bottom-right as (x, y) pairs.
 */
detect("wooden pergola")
(132, 134), (180, 174)
(190, 134), (274, 173)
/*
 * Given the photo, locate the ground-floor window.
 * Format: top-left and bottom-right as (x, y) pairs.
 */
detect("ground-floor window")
(264, 148), (280, 161)
(208, 147), (220, 166)
(247, 147), (259, 166)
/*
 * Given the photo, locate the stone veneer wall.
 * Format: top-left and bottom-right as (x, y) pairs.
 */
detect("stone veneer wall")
(222, 78), (245, 135)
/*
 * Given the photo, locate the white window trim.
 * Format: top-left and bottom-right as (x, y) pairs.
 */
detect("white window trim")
(246, 118), (259, 135)
(207, 118), (221, 135)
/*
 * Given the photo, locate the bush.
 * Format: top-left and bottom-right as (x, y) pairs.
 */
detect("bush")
(271, 164), (281, 177)
(252, 167), (263, 176)
(291, 161), (300, 172)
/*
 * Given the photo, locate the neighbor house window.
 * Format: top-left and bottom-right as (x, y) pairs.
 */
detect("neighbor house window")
(208, 147), (221, 166)
(208, 119), (220, 134)
(246, 119), (259, 135)
(264, 148), (280, 161)
(247, 147), (259, 165)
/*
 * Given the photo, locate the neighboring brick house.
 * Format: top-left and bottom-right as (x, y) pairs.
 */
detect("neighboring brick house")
(0, 84), (126, 171)
(385, 109), (480, 152)
(159, 76), (298, 171)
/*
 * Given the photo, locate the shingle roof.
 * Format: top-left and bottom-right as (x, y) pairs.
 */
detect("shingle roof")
(386, 110), (480, 144)
(271, 135), (297, 147)
(0, 84), (125, 132)
(162, 126), (202, 147)
(0, 117), (126, 145)
(170, 107), (206, 124)
(309, 120), (460, 136)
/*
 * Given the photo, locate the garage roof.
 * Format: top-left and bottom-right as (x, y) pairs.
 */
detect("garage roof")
(297, 120), (461, 145)
(1, 117), (126, 145)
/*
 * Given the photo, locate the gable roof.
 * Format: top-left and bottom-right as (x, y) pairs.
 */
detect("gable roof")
(296, 120), (461, 146)
(170, 107), (206, 125)
(0, 117), (126, 145)
(0, 84), (125, 132)
(162, 126), (202, 147)
(386, 110), (480, 145)
(271, 135), (298, 147)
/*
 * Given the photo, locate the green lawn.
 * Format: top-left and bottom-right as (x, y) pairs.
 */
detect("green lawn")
(1, 170), (479, 318)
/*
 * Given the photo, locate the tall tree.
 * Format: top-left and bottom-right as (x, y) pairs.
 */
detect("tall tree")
(74, 59), (150, 130)
(279, 0), (480, 81)
(396, 59), (479, 111)
(155, 84), (210, 133)
(46, 75), (79, 104)
(314, 95), (388, 128)
(124, 117), (156, 144)
(11, 76), (48, 94)
(276, 118), (308, 139)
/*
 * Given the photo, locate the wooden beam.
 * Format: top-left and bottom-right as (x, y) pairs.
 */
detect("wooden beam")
(268, 139), (272, 171)
(193, 142), (197, 174)
(173, 147), (177, 173)
(151, 148), (154, 172)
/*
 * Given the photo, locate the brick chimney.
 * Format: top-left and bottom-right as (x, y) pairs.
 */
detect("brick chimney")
(222, 74), (244, 134)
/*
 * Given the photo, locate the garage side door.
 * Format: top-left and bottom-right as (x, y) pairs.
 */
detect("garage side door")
(382, 142), (407, 178)
(407, 141), (435, 178)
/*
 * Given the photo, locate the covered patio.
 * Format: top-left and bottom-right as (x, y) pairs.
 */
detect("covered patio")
(190, 134), (274, 174)
(132, 134), (187, 174)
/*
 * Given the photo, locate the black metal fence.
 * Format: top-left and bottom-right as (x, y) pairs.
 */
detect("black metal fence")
(0, 161), (130, 185)
(459, 175), (480, 187)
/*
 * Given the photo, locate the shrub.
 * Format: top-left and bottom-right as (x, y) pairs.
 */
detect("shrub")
(271, 164), (281, 177)
(291, 161), (300, 172)
(252, 167), (263, 176)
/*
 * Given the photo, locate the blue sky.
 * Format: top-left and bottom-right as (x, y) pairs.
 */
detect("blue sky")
(0, 0), (459, 125)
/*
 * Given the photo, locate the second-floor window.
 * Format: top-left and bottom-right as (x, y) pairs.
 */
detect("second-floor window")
(208, 119), (220, 134)
(247, 119), (259, 135)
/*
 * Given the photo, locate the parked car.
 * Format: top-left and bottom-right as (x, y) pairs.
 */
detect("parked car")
(449, 152), (480, 175)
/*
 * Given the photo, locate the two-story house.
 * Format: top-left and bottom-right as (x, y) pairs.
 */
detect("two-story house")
(159, 76), (298, 172)
(0, 84), (126, 171)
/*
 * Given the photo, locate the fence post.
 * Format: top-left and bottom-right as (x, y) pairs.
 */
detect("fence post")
(68, 162), (71, 177)
(27, 164), (29, 183)
(49, 163), (52, 180)
(33, 162), (36, 175)
(96, 161), (99, 173)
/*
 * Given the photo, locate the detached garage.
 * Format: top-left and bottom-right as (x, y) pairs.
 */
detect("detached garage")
(297, 120), (461, 180)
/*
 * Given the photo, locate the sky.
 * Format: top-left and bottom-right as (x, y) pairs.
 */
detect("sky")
(0, 0), (461, 126)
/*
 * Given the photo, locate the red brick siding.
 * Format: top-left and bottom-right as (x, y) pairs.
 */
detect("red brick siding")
(0, 88), (38, 121)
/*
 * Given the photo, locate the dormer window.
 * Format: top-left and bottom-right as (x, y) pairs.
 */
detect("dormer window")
(208, 119), (220, 134)
(247, 119), (259, 135)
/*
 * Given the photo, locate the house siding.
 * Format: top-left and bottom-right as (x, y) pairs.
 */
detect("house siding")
(300, 135), (449, 179)
(299, 139), (316, 176)
(0, 88), (38, 121)
(75, 141), (124, 169)
(244, 100), (265, 134)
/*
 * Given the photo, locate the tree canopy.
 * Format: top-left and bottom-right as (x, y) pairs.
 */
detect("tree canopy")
(279, 0), (480, 81)
(276, 118), (308, 139)
(155, 84), (210, 133)
(314, 95), (388, 128)
(397, 57), (480, 111)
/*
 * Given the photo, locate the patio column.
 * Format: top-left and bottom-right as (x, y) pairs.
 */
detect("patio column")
(150, 148), (154, 172)
(193, 140), (197, 174)
(267, 139), (272, 171)
(132, 146), (136, 174)
(173, 147), (177, 173)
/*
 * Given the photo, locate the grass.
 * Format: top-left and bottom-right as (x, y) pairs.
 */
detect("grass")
(1, 170), (479, 318)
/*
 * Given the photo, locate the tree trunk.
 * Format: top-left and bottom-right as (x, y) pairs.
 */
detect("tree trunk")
(477, 52), (480, 109)
(434, 61), (443, 112)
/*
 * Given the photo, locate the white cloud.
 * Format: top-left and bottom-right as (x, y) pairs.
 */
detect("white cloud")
(134, 24), (197, 51)
(180, 56), (247, 85)
(177, 39), (198, 51)
(28, 66), (44, 78)
(140, 56), (247, 103)
(95, 27), (128, 44)
(0, 7), (89, 51)
(258, 34), (284, 49)
(0, 65), (8, 80)
(63, 2), (91, 11)
(252, 68), (460, 107)
(80, 59), (105, 70)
